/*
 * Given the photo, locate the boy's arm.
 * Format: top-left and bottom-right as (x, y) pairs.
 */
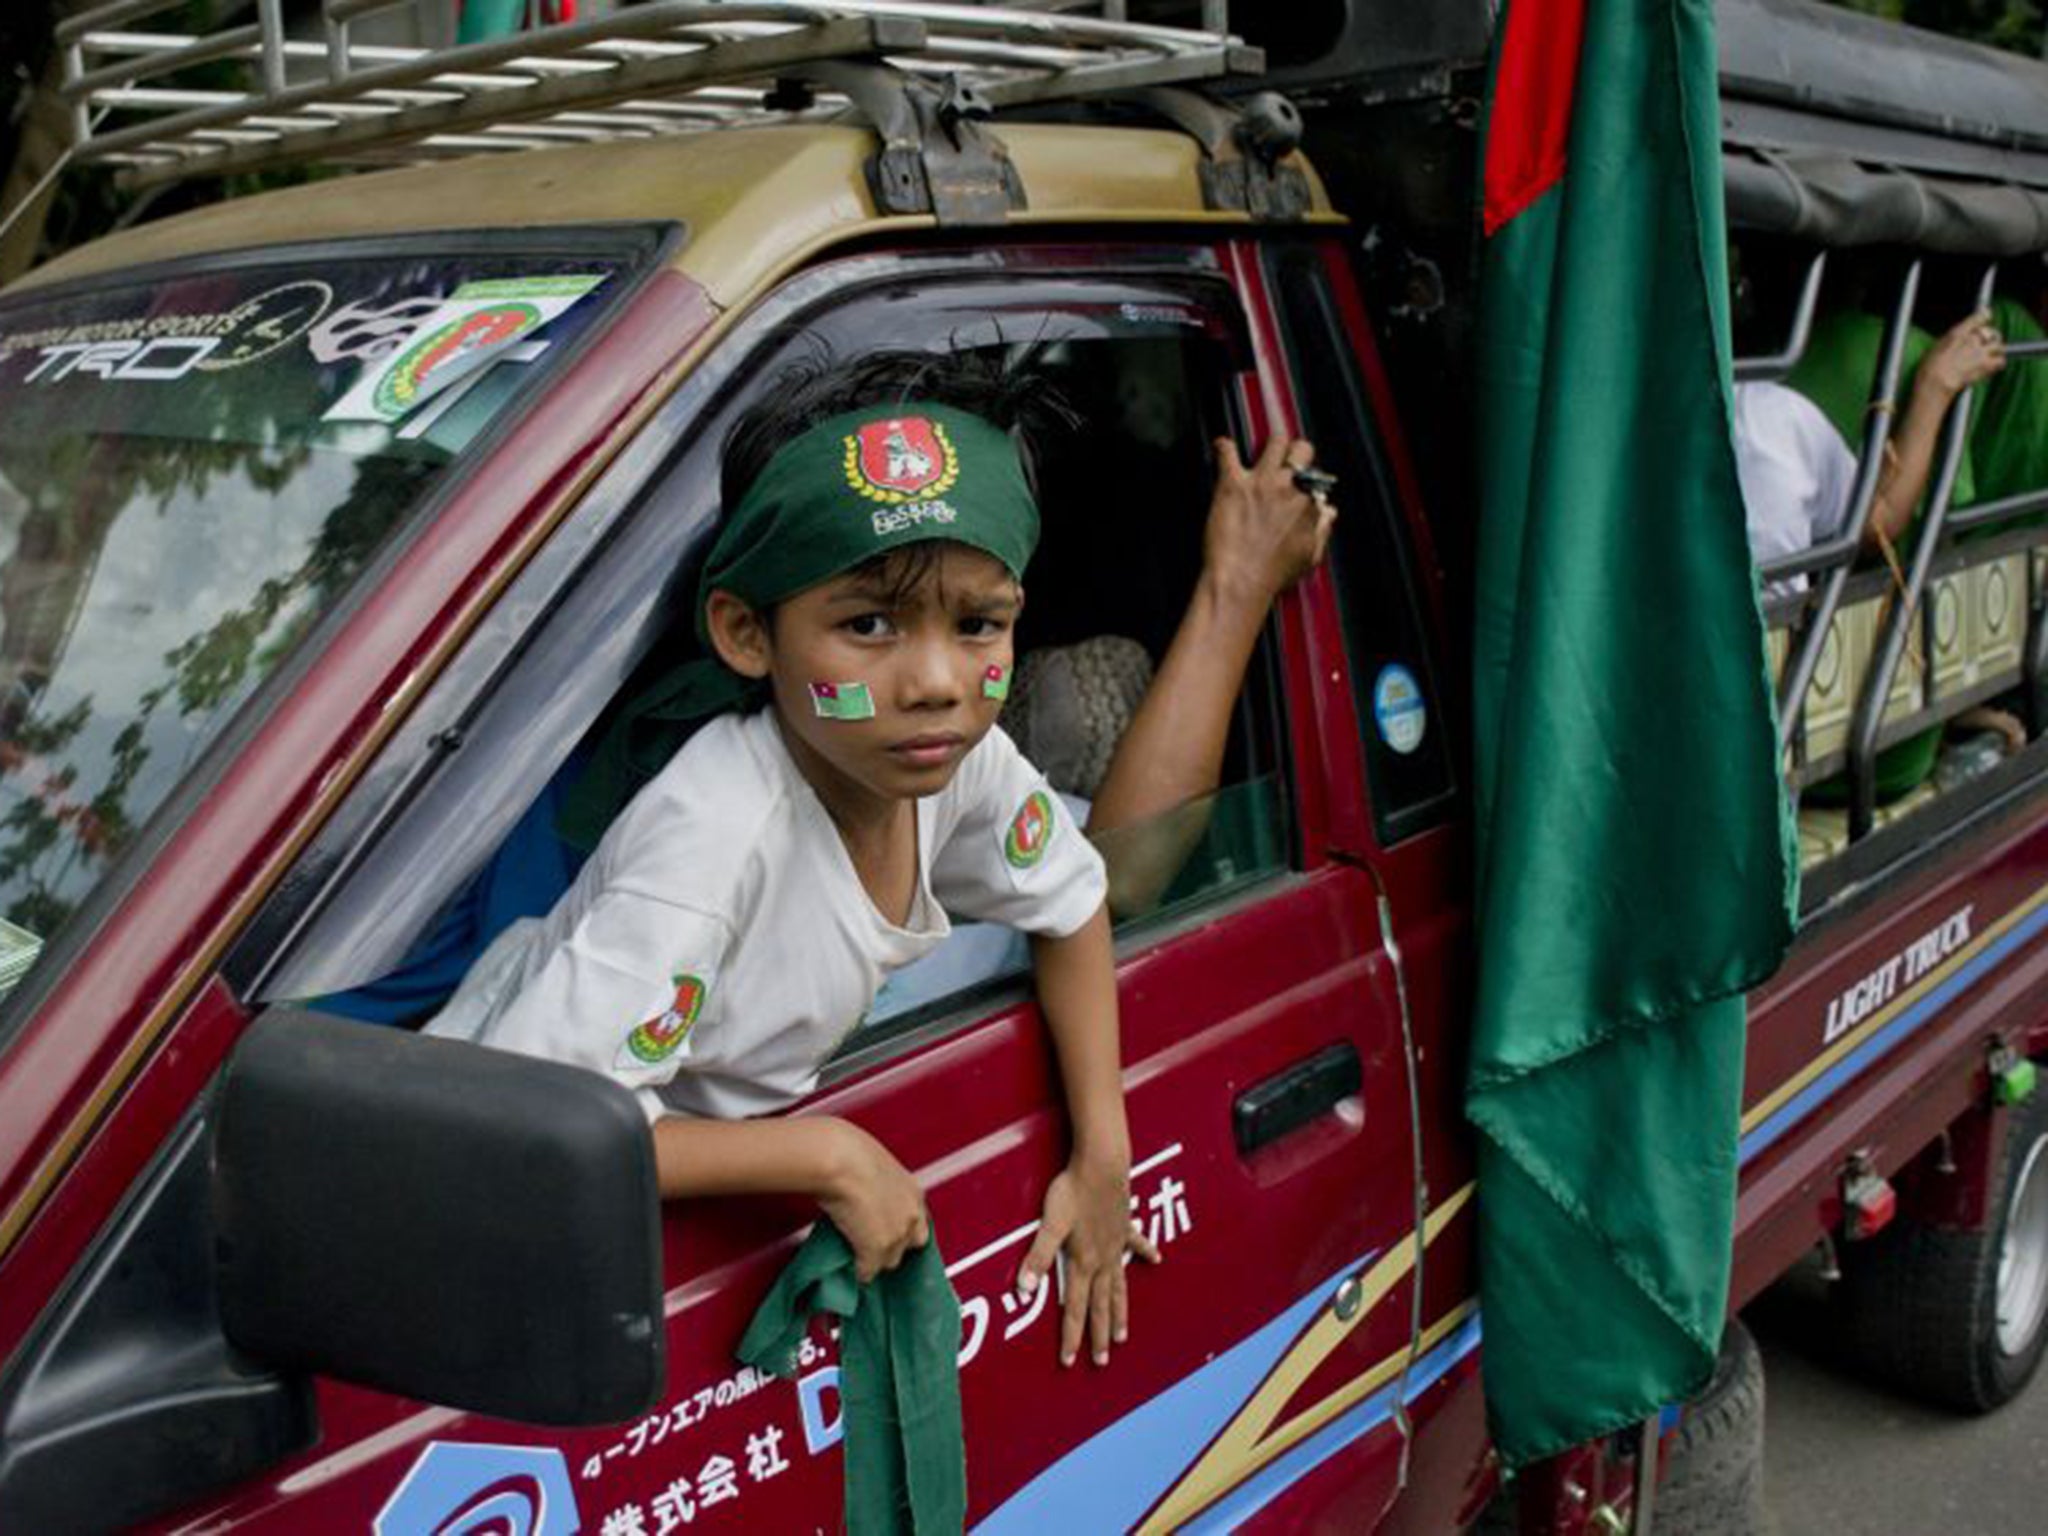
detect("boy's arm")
(653, 1114), (929, 1283)
(1016, 904), (1159, 1366)
(1086, 435), (1331, 916)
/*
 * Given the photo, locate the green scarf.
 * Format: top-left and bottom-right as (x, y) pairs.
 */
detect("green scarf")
(739, 1222), (967, 1536)
(559, 402), (1039, 849)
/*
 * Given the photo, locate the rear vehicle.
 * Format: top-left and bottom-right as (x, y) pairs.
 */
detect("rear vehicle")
(0, 3), (2042, 1534)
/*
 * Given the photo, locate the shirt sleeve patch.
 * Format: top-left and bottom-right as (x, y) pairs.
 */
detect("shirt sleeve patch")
(617, 971), (709, 1070)
(1001, 788), (1058, 874)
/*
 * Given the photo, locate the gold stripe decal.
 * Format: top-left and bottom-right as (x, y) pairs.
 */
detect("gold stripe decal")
(1138, 1183), (1475, 1534)
(1740, 879), (2048, 1137)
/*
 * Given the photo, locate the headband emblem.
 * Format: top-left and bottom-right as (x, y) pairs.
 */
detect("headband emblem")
(845, 416), (960, 504)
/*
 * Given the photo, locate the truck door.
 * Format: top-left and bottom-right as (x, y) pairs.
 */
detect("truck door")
(139, 248), (1431, 1533)
(1241, 233), (1494, 1528)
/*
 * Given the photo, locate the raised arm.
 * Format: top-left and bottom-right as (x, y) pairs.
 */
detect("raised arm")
(1867, 309), (2007, 548)
(1085, 434), (1333, 913)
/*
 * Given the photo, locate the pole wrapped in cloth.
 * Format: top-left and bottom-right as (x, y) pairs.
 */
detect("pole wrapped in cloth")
(1468, 0), (1797, 1467)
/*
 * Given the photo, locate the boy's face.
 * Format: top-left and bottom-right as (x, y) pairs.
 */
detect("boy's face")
(722, 544), (1022, 811)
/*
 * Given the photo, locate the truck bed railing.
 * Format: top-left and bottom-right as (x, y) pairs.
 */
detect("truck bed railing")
(1746, 249), (2048, 862)
(54, 1), (1259, 189)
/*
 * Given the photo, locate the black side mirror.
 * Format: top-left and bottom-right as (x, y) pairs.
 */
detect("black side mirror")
(213, 1009), (665, 1425)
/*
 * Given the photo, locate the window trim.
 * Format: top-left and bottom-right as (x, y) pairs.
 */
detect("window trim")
(248, 246), (1302, 1031)
(1260, 238), (1459, 846)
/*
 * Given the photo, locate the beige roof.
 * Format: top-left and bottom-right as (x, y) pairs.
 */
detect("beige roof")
(18, 124), (1336, 311)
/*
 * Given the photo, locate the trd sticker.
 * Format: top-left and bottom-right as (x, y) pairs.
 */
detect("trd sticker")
(195, 279), (334, 370)
(1003, 789), (1056, 870)
(22, 336), (220, 383)
(376, 1442), (578, 1536)
(1372, 663), (1428, 756)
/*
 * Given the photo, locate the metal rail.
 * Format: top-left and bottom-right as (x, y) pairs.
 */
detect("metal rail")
(56, 0), (1256, 187)
(1846, 263), (1999, 838)
(1733, 249), (1826, 384)
(1768, 261), (1922, 760)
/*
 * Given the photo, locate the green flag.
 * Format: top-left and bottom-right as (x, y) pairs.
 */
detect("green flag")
(1469, 0), (1797, 1467)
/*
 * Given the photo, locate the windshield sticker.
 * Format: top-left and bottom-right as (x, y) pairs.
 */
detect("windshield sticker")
(195, 280), (335, 370)
(307, 294), (449, 364)
(1373, 664), (1427, 755)
(3, 279), (335, 382)
(377, 1442), (579, 1536)
(325, 273), (607, 425)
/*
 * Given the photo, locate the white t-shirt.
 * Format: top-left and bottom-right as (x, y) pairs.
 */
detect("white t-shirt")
(1733, 381), (1858, 594)
(427, 711), (1106, 1120)
(868, 790), (1091, 1022)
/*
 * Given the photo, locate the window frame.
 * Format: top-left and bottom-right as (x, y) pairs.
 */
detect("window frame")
(244, 247), (1303, 1065)
(1259, 238), (1459, 846)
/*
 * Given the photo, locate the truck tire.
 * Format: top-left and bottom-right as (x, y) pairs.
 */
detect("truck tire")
(1653, 1318), (1767, 1536)
(1836, 1082), (2048, 1412)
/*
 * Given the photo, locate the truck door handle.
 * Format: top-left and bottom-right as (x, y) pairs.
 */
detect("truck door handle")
(1233, 1043), (1363, 1155)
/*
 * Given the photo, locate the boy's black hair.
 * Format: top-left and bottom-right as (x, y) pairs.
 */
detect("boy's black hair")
(720, 345), (1075, 613)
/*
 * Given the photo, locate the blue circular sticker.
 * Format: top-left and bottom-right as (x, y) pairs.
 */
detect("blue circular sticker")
(1373, 664), (1427, 756)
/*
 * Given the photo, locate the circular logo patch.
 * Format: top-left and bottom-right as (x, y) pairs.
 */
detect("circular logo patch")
(1004, 790), (1056, 870)
(373, 301), (539, 417)
(622, 973), (707, 1067)
(1372, 664), (1427, 756)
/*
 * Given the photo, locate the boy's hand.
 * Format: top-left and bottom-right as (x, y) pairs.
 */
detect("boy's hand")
(817, 1119), (929, 1283)
(1204, 435), (1335, 612)
(1016, 1153), (1162, 1367)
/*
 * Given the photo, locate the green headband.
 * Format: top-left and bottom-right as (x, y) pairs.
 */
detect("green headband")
(559, 401), (1039, 849)
(693, 401), (1039, 636)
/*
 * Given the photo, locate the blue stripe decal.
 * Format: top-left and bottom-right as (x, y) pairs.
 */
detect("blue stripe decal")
(970, 1254), (1371, 1536)
(1739, 895), (2048, 1166)
(1176, 1314), (1485, 1535)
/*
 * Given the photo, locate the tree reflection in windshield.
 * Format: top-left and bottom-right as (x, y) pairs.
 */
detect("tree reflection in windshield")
(0, 438), (434, 938)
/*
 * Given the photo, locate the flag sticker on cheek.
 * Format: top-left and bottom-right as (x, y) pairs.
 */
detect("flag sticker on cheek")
(619, 973), (708, 1069)
(982, 664), (1010, 702)
(810, 681), (876, 721)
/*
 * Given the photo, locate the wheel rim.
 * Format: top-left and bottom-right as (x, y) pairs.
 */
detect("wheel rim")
(1997, 1130), (2048, 1358)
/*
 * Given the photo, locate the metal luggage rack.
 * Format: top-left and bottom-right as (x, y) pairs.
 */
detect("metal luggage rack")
(56, 0), (1261, 190)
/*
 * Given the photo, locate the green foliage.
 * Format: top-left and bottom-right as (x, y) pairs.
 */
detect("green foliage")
(18, 0), (342, 269)
(1826, 0), (2045, 54)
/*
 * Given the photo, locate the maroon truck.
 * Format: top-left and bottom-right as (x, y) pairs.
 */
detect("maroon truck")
(0, 3), (2040, 1533)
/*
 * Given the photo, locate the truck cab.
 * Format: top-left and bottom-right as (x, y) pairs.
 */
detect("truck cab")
(0, 3), (2041, 1533)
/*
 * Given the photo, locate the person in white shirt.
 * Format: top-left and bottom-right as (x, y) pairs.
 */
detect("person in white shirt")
(429, 351), (1325, 1370)
(1736, 309), (2007, 592)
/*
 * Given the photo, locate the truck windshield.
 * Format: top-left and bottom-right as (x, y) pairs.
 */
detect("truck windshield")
(0, 248), (630, 994)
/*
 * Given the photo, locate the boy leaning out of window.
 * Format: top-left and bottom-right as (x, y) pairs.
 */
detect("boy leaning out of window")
(430, 357), (1163, 1368)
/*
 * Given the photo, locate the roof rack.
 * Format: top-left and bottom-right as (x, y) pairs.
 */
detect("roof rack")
(55, 1), (1263, 191)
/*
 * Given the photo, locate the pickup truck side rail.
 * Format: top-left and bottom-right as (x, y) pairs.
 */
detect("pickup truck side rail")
(1745, 253), (2048, 845)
